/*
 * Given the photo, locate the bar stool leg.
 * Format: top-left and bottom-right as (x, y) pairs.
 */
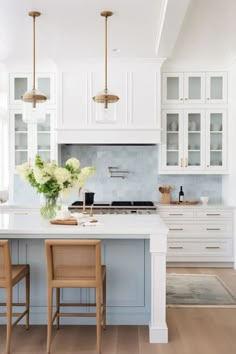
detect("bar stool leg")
(56, 288), (60, 329)
(102, 275), (106, 330)
(96, 287), (101, 354)
(6, 287), (12, 354)
(26, 270), (30, 330)
(47, 287), (53, 354)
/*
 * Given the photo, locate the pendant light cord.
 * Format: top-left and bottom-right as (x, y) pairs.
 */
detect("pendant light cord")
(32, 14), (36, 91)
(105, 15), (108, 92)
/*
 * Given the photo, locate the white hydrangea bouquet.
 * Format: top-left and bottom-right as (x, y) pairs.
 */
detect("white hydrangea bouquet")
(16, 155), (95, 219)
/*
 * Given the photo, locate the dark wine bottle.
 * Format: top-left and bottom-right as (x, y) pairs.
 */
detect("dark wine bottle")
(179, 186), (184, 202)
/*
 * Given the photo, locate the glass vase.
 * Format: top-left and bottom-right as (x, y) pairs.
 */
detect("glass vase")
(40, 195), (59, 219)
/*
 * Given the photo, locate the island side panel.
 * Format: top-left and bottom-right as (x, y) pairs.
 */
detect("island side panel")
(149, 232), (168, 343)
(2, 238), (152, 325)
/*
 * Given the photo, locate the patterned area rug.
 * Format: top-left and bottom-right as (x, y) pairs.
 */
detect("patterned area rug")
(167, 274), (236, 307)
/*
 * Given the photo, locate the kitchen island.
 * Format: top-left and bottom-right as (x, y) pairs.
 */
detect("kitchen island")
(0, 211), (168, 343)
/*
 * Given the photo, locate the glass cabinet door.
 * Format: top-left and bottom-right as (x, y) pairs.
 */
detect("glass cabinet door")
(162, 73), (184, 104)
(206, 72), (227, 104)
(206, 110), (227, 170)
(37, 113), (52, 163)
(10, 73), (55, 105)
(10, 74), (30, 105)
(14, 113), (28, 166)
(36, 73), (55, 105)
(162, 111), (183, 170)
(184, 110), (205, 170)
(184, 73), (205, 104)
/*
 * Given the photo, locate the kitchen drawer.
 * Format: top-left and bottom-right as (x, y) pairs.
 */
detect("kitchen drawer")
(167, 239), (233, 257)
(167, 221), (232, 236)
(158, 210), (194, 219)
(195, 210), (233, 219)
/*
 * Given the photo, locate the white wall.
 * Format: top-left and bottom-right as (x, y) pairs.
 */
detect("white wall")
(164, 0), (236, 68)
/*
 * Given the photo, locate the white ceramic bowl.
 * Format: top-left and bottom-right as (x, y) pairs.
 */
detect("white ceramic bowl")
(200, 196), (209, 205)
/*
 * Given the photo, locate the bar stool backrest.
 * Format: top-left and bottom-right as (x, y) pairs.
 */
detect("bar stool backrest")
(0, 240), (11, 286)
(45, 240), (102, 288)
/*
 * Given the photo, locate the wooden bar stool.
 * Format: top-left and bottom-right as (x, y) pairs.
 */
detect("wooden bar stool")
(45, 239), (106, 354)
(0, 240), (30, 354)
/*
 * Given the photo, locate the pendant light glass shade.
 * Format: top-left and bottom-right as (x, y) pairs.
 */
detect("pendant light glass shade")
(93, 11), (119, 123)
(22, 11), (47, 123)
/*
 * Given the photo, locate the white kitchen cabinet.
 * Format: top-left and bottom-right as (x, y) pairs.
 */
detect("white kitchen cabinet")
(163, 72), (227, 105)
(161, 109), (205, 172)
(160, 109), (227, 174)
(11, 110), (56, 169)
(158, 206), (234, 263)
(9, 73), (56, 106)
(205, 109), (227, 171)
(9, 72), (57, 174)
(162, 72), (205, 104)
(206, 72), (227, 104)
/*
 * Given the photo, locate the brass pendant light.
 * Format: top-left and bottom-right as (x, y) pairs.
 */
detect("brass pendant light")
(93, 11), (119, 123)
(22, 11), (47, 123)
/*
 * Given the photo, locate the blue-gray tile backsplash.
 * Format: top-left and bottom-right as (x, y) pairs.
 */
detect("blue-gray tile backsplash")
(13, 145), (222, 205)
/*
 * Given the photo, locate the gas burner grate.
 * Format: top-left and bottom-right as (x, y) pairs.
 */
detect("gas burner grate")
(111, 201), (133, 206)
(133, 201), (154, 207)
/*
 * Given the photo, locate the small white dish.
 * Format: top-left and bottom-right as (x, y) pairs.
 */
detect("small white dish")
(200, 196), (209, 205)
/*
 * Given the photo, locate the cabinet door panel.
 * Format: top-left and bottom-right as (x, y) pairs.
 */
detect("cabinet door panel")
(10, 74), (31, 105)
(184, 110), (205, 170)
(161, 110), (184, 171)
(206, 72), (227, 104)
(132, 71), (159, 127)
(162, 73), (183, 104)
(12, 111), (29, 168)
(184, 72), (205, 104)
(205, 110), (227, 171)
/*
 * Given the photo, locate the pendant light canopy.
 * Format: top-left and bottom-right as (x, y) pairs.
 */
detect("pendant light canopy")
(93, 11), (119, 123)
(22, 11), (47, 123)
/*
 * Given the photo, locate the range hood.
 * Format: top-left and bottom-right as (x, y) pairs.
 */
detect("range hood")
(55, 127), (161, 144)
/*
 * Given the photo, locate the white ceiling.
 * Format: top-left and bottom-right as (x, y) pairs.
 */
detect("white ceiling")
(0, 0), (163, 64)
(1, 0), (236, 68)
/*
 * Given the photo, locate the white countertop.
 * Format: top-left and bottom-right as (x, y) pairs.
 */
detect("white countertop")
(156, 203), (235, 209)
(0, 211), (168, 239)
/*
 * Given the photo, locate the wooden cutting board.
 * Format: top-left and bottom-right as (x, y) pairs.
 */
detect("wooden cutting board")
(50, 218), (77, 225)
(170, 201), (199, 205)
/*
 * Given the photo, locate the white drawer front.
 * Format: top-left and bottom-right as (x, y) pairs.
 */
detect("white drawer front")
(196, 210), (233, 218)
(167, 222), (232, 236)
(167, 239), (233, 257)
(159, 211), (194, 219)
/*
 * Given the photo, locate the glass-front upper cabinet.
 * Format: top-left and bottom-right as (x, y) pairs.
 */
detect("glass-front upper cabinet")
(161, 109), (205, 172)
(9, 73), (55, 105)
(205, 110), (227, 171)
(184, 73), (205, 104)
(184, 110), (205, 170)
(162, 72), (205, 104)
(161, 110), (184, 171)
(14, 112), (28, 166)
(37, 113), (53, 163)
(162, 73), (184, 104)
(12, 110), (55, 169)
(206, 73), (227, 104)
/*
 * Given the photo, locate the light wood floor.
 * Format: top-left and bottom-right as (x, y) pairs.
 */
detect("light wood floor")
(0, 268), (236, 354)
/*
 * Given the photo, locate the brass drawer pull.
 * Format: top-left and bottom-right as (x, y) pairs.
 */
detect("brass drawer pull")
(169, 246), (184, 249)
(169, 213), (183, 216)
(206, 213), (221, 216)
(206, 228), (221, 231)
(169, 228), (184, 231)
(205, 246), (221, 249)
